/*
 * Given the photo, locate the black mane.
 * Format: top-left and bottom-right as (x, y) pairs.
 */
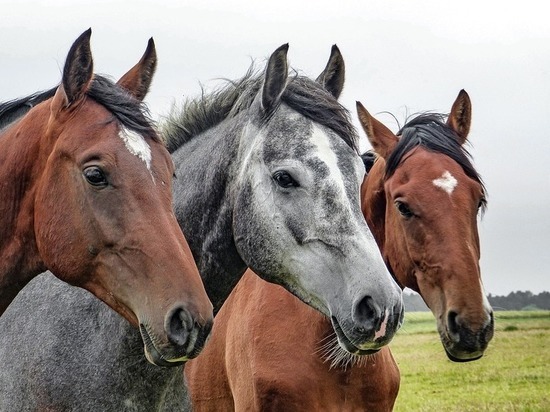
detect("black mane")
(0, 87), (56, 130)
(0, 75), (157, 142)
(386, 113), (487, 209)
(162, 66), (358, 153)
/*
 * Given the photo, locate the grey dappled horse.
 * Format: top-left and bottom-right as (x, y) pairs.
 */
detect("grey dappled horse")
(0, 45), (403, 410)
(0, 273), (188, 411)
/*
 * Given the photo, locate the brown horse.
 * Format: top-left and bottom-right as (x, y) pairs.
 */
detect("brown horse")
(0, 29), (213, 365)
(184, 90), (494, 411)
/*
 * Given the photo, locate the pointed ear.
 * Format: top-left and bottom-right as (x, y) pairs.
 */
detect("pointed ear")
(261, 43), (289, 113)
(316, 44), (345, 99)
(447, 89), (472, 145)
(60, 28), (94, 107)
(356, 101), (398, 159)
(117, 38), (157, 102)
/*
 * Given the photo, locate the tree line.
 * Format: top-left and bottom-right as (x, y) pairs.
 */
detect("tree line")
(403, 290), (550, 312)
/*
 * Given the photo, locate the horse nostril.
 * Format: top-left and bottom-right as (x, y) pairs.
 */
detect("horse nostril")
(166, 307), (192, 346)
(353, 295), (381, 332)
(447, 310), (460, 337)
(482, 311), (495, 345)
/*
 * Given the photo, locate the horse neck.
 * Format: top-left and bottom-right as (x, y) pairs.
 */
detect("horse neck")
(361, 160), (388, 253)
(361, 158), (418, 291)
(0, 106), (51, 311)
(171, 120), (247, 314)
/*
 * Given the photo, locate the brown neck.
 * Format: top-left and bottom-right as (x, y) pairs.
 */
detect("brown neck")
(0, 113), (48, 314)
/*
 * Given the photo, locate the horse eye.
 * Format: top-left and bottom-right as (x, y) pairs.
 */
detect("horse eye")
(478, 197), (486, 210)
(395, 201), (413, 218)
(273, 170), (298, 188)
(477, 197), (487, 215)
(83, 166), (108, 187)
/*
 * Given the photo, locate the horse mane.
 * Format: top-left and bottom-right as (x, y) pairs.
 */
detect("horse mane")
(387, 113), (487, 210)
(0, 75), (158, 142)
(0, 87), (57, 131)
(360, 150), (377, 174)
(162, 65), (358, 153)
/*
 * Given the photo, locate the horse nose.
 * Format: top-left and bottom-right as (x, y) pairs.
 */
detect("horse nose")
(446, 309), (494, 350)
(447, 310), (461, 341)
(353, 295), (381, 332)
(165, 306), (213, 356)
(353, 294), (403, 341)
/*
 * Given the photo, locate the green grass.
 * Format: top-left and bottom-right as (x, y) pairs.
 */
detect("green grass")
(391, 311), (550, 411)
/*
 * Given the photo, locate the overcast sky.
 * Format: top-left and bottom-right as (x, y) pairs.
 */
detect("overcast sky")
(2, 0), (548, 296)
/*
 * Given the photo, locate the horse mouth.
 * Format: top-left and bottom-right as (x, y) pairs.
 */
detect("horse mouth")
(330, 316), (380, 356)
(139, 324), (188, 367)
(439, 326), (486, 362)
(443, 346), (483, 362)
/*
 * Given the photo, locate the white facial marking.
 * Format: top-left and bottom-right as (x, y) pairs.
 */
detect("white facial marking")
(309, 125), (355, 210)
(119, 127), (153, 176)
(433, 171), (457, 195)
(374, 309), (389, 340)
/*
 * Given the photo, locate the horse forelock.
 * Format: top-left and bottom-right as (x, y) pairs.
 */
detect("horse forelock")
(281, 75), (358, 152)
(386, 113), (487, 210)
(162, 64), (358, 154)
(87, 75), (158, 143)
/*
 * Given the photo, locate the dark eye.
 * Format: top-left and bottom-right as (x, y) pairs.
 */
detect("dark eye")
(477, 197), (487, 215)
(273, 170), (298, 188)
(83, 166), (108, 187)
(395, 200), (414, 218)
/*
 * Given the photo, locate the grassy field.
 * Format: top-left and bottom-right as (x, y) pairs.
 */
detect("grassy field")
(391, 311), (550, 412)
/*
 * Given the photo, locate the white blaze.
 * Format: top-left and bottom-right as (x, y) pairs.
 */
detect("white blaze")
(433, 171), (457, 195)
(119, 127), (153, 177)
(309, 125), (354, 211)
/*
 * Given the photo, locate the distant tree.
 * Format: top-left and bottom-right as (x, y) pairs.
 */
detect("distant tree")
(487, 290), (550, 310)
(534, 292), (550, 310)
(403, 290), (430, 312)
(404, 290), (550, 312)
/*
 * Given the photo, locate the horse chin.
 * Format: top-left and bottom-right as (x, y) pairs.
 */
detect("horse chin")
(330, 316), (380, 356)
(139, 324), (187, 367)
(443, 346), (484, 363)
(438, 326), (485, 362)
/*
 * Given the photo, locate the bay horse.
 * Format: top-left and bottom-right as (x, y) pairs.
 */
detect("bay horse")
(0, 45), (402, 411)
(184, 90), (494, 411)
(0, 29), (213, 366)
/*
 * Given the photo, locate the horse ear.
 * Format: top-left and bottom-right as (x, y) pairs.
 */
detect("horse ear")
(117, 38), (157, 102)
(447, 89), (472, 145)
(356, 101), (398, 160)
(316, 44), (345, 99)
(59, 28), (94, 108)
(261, 43), (289, 113)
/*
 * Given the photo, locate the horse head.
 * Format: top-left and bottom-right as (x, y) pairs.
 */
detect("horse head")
(358, 91), (494, 361)
(231, 45), (404, 354)
(16, 30), (213, 365)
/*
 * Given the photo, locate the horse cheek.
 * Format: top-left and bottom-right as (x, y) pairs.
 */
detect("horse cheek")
(34, 168), (90, 285)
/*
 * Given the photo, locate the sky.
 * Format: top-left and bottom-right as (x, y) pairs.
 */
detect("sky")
(2, 0), (549, 296)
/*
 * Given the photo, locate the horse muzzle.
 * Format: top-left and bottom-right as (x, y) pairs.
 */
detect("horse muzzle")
(139, 307), (213, 367)
(331, 297), (404, 355)
(440, 310), (494, 362)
